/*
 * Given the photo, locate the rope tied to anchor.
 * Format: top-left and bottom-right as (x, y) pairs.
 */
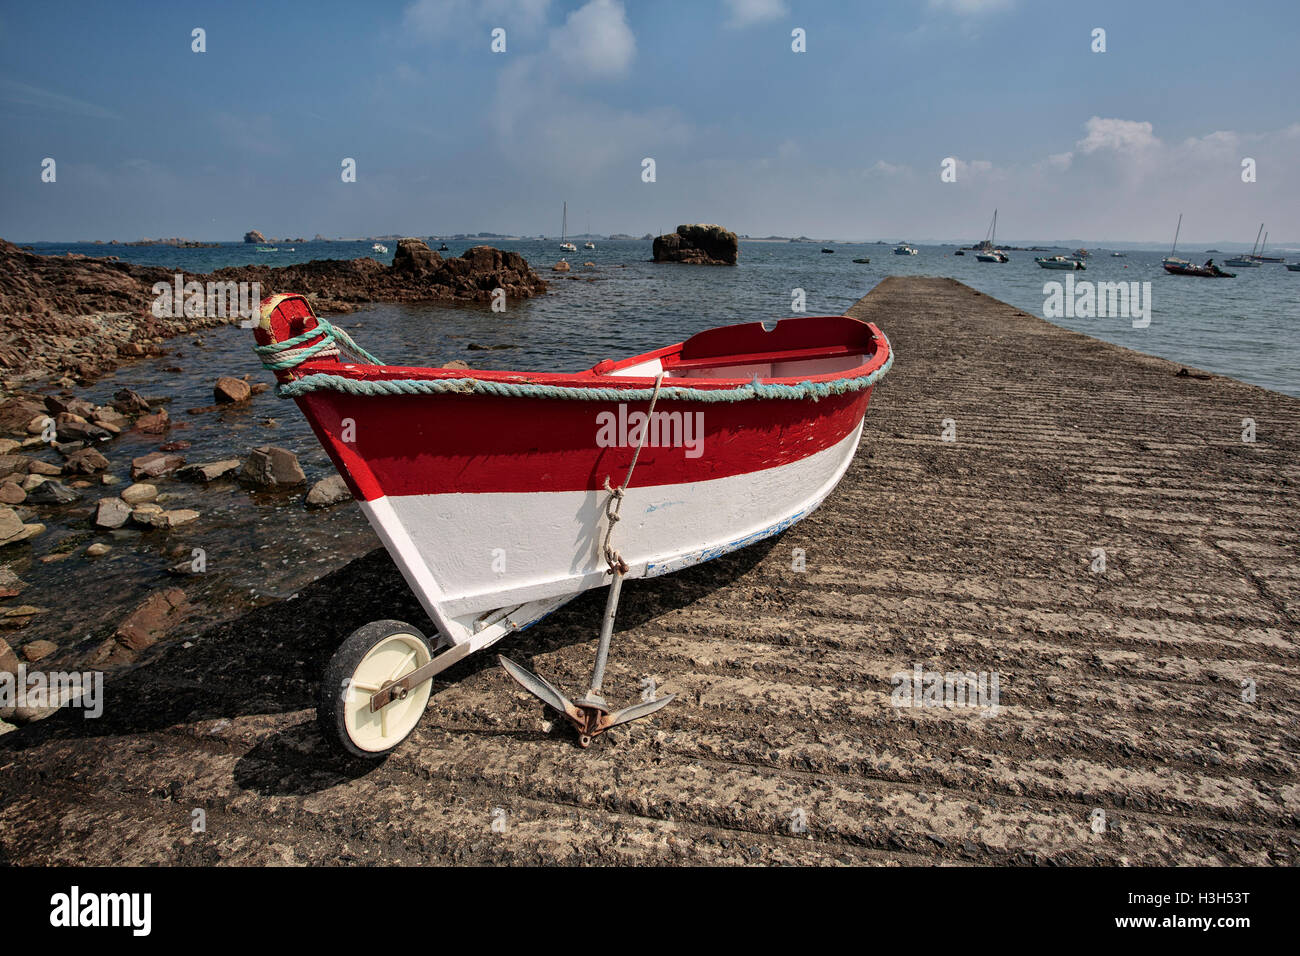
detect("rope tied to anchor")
(601, 372), (665, 576)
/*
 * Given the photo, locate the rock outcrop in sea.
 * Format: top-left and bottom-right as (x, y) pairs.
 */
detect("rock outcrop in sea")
(652, 224), (739, 265)
(243, 230), (266, 244)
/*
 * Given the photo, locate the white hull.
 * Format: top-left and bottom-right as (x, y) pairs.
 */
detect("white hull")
(358, 422), (865, 662)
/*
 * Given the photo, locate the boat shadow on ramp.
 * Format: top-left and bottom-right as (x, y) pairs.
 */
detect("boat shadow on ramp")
(4, 537), (778, 795)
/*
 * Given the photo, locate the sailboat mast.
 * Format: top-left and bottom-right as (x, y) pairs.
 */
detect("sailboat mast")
(562, 202), (567, 243)
(1261, 231), (1269, 256)
(1250, 223), (1263, 257)
(992, 209), (997, 246)
(1171, 213), (1182, 255)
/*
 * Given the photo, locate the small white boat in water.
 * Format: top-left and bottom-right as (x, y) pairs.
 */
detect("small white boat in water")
(372, 243), (388, 254)
(584, 241), (596, 250)
(893, 243), (918, 255)
(1035, 255), (1085, 270)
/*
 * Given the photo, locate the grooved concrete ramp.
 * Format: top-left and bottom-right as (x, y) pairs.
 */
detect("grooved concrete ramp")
(2, 276), (1297, 865)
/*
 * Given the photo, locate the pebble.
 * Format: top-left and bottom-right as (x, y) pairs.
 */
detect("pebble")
(0, 507), (44, 547)
(241, 445), (306, 487)
(21, 639), (56, 662)
(130, 452), (184, 480)
(306, 474), (351, 508)
(93, 497), (131, 529)
(120, 482), (157, 504)
(24, 479), (80, 505)
(177, 459), (241, 482)
(86, 542), (112, 557)
(133, 409), (170, 435)
(63, 447), (110, 474)
(214, 377), (252, 404)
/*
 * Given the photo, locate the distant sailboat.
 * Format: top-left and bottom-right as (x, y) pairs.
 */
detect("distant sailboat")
(560, 202), (577, 253)
(1162, 213), (1191, 268)
(1225, 224), (1263, 267)
(1163, 215), (1235, 276)
(1253, 230), (1284, 263)
(584, 213), (595, 249)
(975, 209), (1008, 262)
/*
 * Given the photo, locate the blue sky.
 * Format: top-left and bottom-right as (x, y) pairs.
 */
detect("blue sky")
(2, 0), (1297, 243)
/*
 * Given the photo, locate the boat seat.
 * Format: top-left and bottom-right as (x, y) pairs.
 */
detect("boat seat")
(664, 343), (862, 372)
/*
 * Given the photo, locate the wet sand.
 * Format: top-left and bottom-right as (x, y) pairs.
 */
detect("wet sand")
(2, 276), (1297, 865)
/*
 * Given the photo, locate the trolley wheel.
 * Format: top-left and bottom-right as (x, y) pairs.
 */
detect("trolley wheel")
(318, 619), (435, 759)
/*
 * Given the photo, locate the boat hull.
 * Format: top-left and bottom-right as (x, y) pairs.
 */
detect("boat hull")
(257, 297), (891, 657)
(355, 419), (865, 650)
(1163, 263), (1236, 278)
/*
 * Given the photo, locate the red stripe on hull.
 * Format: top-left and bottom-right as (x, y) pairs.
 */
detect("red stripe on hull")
(300, 388), (873, 499)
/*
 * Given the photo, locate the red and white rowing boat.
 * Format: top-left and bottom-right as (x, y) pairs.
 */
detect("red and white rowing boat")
(254, 293), (891, 755)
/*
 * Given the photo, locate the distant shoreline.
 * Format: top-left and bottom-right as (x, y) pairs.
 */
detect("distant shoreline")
(14, 236), (1296, 254)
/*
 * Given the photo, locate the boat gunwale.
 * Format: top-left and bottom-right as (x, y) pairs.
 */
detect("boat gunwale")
(281, 316), (891, 395)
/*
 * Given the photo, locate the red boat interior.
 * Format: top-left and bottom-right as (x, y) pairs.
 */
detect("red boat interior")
(596, 315), (881, 382)
(258, 295), (887, 390)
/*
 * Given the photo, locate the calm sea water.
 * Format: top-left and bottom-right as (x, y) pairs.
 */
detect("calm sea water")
(25, 238), (1300, 397)
(9, 238), (1298, 654)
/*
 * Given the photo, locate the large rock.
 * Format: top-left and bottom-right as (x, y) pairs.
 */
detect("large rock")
(0, 398), (46, 435)
(390, 238), (444, 275)
(24, 479), (79, 505)
(0, 506), (43, 546)
(94, 496), (131, 529)
(92, 587), (191, 665)
(652, 224), (739, 265)
(112, 388), (152, 414)
(306, 474), (351, 508)
(178, 459), (241, 482)
(44, 395), (96, 418)
(119, 482), (157, 504)
(132, 507), (199, 530)
(241, 445), (306, 487)
(64, 447), (110, 474)
(243, 230), (266, 244)
(130, 452), (185, 479)
(56, 419), (112, 443)
(213, 377), (252, 404)
(133, 408), (170, 434)
(0, 455), (29, 479)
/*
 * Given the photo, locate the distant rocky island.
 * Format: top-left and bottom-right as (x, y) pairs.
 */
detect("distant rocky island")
(652, 224), (739, 265)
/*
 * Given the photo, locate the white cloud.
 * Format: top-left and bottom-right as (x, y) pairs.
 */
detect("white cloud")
(721, 0), (789, 28)
(549, 0), (636, 79)
(1076, 117), (1159, 155)
(488, 1), (683, 178)
(1045, 151), (1073, 171)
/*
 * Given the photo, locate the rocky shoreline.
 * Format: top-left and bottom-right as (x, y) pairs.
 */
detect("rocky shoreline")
(652, 224), (739, 265)
(0, 238), (547, 385)
(0, 237), (549, 727)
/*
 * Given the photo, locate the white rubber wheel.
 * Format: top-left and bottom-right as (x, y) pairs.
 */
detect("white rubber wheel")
(318, 620), (434, 759)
